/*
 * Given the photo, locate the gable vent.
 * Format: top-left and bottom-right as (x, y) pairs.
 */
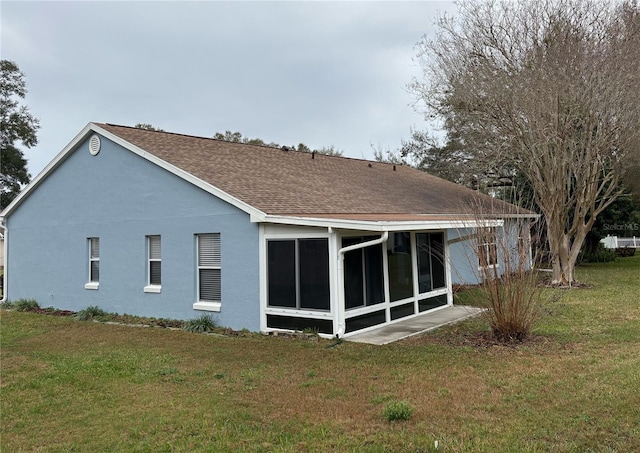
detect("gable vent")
(89, 134), (101, 155)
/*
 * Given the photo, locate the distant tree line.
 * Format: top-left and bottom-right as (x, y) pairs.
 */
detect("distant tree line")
(134, 124), (343, 157)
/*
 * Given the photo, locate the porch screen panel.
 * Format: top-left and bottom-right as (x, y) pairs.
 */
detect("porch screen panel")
(343, 238), (364, 309)
(387, 232), (414, 301)
(267, 240), (296, 308)
(364, 244), (384, 305)
(299, 239), (330, 310)
(430, 233), (446, 289)
(416, 233), (432, 293)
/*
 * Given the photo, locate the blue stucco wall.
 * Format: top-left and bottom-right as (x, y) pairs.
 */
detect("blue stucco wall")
(448, 222), (531, 285)
(6, 133), (261, 331)
(448, 228), (481, 285)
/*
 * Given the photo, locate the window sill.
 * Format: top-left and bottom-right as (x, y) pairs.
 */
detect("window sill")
(84, 282), (99, 290)
(478, 264), (499, 271)
(144, 285), (161, 293)
(193, 301), (221, 312)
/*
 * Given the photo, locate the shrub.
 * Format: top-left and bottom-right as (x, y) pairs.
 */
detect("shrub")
(479, 269), (545, 342)
(13, 298), (40, 312)
(75, 305), (109, 321)
(579, 244), (617, 263)
(463, 209), (555, 342)
(183, 314), (217, 333)
(383, 400), (413, 422)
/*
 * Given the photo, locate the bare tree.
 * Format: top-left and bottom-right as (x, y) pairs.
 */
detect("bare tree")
(411, 0), (640, 284)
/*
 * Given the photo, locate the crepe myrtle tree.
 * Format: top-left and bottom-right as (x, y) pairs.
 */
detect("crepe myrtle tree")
(1, 60), (40, 210)
(410, 0), (640, 285)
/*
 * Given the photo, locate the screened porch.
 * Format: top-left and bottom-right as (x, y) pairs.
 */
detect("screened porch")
(262, 228), (452, 338)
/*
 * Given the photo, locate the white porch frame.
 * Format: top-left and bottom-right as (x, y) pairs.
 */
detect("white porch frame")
(258, 220), (498, 338)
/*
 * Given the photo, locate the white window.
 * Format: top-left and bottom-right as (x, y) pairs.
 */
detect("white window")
(478, 228), (498, 268)
(193, 233), (221, 312)
(144, 235), (161, 293)
(85, 237), (100, 290)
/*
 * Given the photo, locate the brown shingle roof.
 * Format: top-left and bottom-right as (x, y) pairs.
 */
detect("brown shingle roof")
(97, 123), (531, 219)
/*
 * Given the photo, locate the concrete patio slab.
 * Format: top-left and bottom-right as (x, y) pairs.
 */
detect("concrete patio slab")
(346, 305), (485, 345)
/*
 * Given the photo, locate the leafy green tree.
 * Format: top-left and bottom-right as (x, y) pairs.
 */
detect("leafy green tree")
(134, 123), (164, 132)
(213, 130), (276, 147)
(213, 130), (343, 156)
(1, 60), (40, 210)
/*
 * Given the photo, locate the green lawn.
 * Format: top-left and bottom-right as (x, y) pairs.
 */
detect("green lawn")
(1, 256), (639, 452)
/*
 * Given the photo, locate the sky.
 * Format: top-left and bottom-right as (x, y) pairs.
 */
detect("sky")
(1, 1), (455, 177)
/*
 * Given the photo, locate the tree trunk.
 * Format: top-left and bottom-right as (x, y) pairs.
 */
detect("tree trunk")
(549, 221), (592, 285)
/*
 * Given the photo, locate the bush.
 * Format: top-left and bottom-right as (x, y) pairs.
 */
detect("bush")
(75, 305), (109, 321)
(479, 270), (546, 342)
(383, 400), (413, 422)
(13, 298), (40, 312)
(466, 214), (554, 342)
(579, 244), (617, 263)
(183, 314), (217, 333)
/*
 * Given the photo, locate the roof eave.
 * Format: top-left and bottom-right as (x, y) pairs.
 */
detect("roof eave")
(259, 214), (504, 231)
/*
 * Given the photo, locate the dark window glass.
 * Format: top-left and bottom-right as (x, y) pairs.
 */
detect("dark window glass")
(430, 233), (446, 289)
(391, 302), (415, 320)
(90, 261), (99, 282)
(299, 239), (330, 310)
(150, 261), (162, 285)
(199, 268), (221, 301)
(343, 246), (364, 309)
(364, 244), (384, 305)
(345, 310), (386, 333)
(267, 315), (334, 335)
(387, 232), (414, 301)
(418, 294), (448, 312)
(342, 237), (384, 309)
(267, 241), (296, 308)
(416, 233), (432, 293)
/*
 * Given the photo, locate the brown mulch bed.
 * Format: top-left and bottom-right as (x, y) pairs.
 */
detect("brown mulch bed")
(404, 328), (565, 352)
(30, 308), (77, 317)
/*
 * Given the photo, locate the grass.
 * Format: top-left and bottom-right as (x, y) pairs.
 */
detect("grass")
(382, 400), (414, 422)
(1, 256), (639, 452)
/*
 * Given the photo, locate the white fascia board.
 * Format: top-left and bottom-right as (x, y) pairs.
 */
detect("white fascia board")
(90, 124), (266, 220)
(260, 215), (503, 231)
(501, 213), (541, 219)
